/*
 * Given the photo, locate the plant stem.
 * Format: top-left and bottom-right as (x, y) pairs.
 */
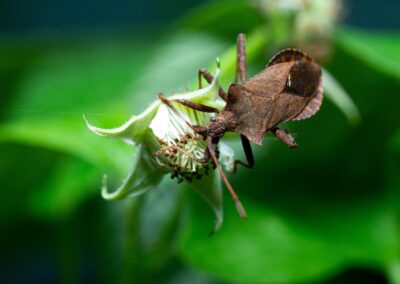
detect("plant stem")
(119, 197), (146, 284)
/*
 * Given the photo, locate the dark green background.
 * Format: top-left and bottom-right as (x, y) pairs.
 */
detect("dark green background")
(1, 0), (399, 283)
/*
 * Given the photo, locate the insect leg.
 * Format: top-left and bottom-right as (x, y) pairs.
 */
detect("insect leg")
(198, 68), (213, 88)
(206, 136), (248, 220)
(232, 135), (255, 173)
(235, 33), (247, 83)
(170, 99), (220, 113)
(198, 68), (227, 101)
(157, 93), (203, 133)
(271, 127), (297, 148)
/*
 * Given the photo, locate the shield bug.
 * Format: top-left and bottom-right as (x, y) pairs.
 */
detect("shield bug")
(158, 33), (323, 219)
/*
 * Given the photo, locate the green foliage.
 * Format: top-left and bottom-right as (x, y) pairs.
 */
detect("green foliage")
(337, 28), (400, 79)
(28, 158), (100, 219)
(0, 1), (399, 283)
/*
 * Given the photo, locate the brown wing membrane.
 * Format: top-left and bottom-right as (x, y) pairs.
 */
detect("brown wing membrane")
(242, 62), (293, 98)
(262, 90), (312, 132)
(261, 55), (322, 126)
(284, 59), (321, 98)
(267, 48), (313, 67)
(292, 86), (323, 121)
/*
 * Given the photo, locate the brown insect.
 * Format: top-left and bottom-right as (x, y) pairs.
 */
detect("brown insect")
(158, 33), (323, 219)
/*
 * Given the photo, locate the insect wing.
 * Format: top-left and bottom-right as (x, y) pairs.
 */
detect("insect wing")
(292, 86), (323, 121)
(267, 48), (323, 121)
(267, 48), (313, 67)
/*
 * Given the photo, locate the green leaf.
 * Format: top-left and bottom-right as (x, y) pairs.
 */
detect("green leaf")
(0, 144), (59, 224)
(179, 0), (264, 40)
(189, 170), (223, 234)
(0, 34), (158, 177)
(384, 129), (400, 283)
(128, 31), (228, 110)
(387, 260), (400, 284)
(0, 118), (132, 175)
(337, 28), (400, 79)
(389, 129), (400, 160)
(28, 158), (101, 219)
(179, 194), (400, 283)
(386, 128), (400, 211)
(179, 198), (349, 283)
(7, 38), (153, 120)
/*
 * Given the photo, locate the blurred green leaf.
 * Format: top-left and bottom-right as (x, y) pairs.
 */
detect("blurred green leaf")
(28, 158), (100, 219)
(179, 194), (400, 283)
(178, 0), (263, 40)
(0, 37), (155, 222)
(128, 31), (228, 110)
(0, 143), (60, 224)
(179, 197), (349, 283)
(296, 198), (400, 264)
(189, 170), (223, 234)
(202, 26), (270, 88)
(7, 39), (153, 119)
(390, 129), (400, 161)
(386, 128), (400, 206)
(387, 260), (400, 284)
(0, 118), (131, 175)
(337, 28), (400, 79)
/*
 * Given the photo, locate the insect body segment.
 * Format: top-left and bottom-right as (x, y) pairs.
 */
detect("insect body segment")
(158, 34), (323, 220)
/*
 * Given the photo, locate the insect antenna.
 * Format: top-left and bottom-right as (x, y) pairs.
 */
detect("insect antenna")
(157, 93), (201, 133)
(206, 137), (248, 220)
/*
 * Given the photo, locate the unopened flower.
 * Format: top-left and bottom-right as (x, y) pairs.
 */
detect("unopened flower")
(84, 62), (232, 232)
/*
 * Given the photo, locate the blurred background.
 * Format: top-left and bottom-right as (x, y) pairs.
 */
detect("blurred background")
(1, 0), (400, 283)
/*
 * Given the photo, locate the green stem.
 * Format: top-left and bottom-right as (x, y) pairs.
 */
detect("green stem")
(144, 188), (184, 271)
(119, 197), (146, 284)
